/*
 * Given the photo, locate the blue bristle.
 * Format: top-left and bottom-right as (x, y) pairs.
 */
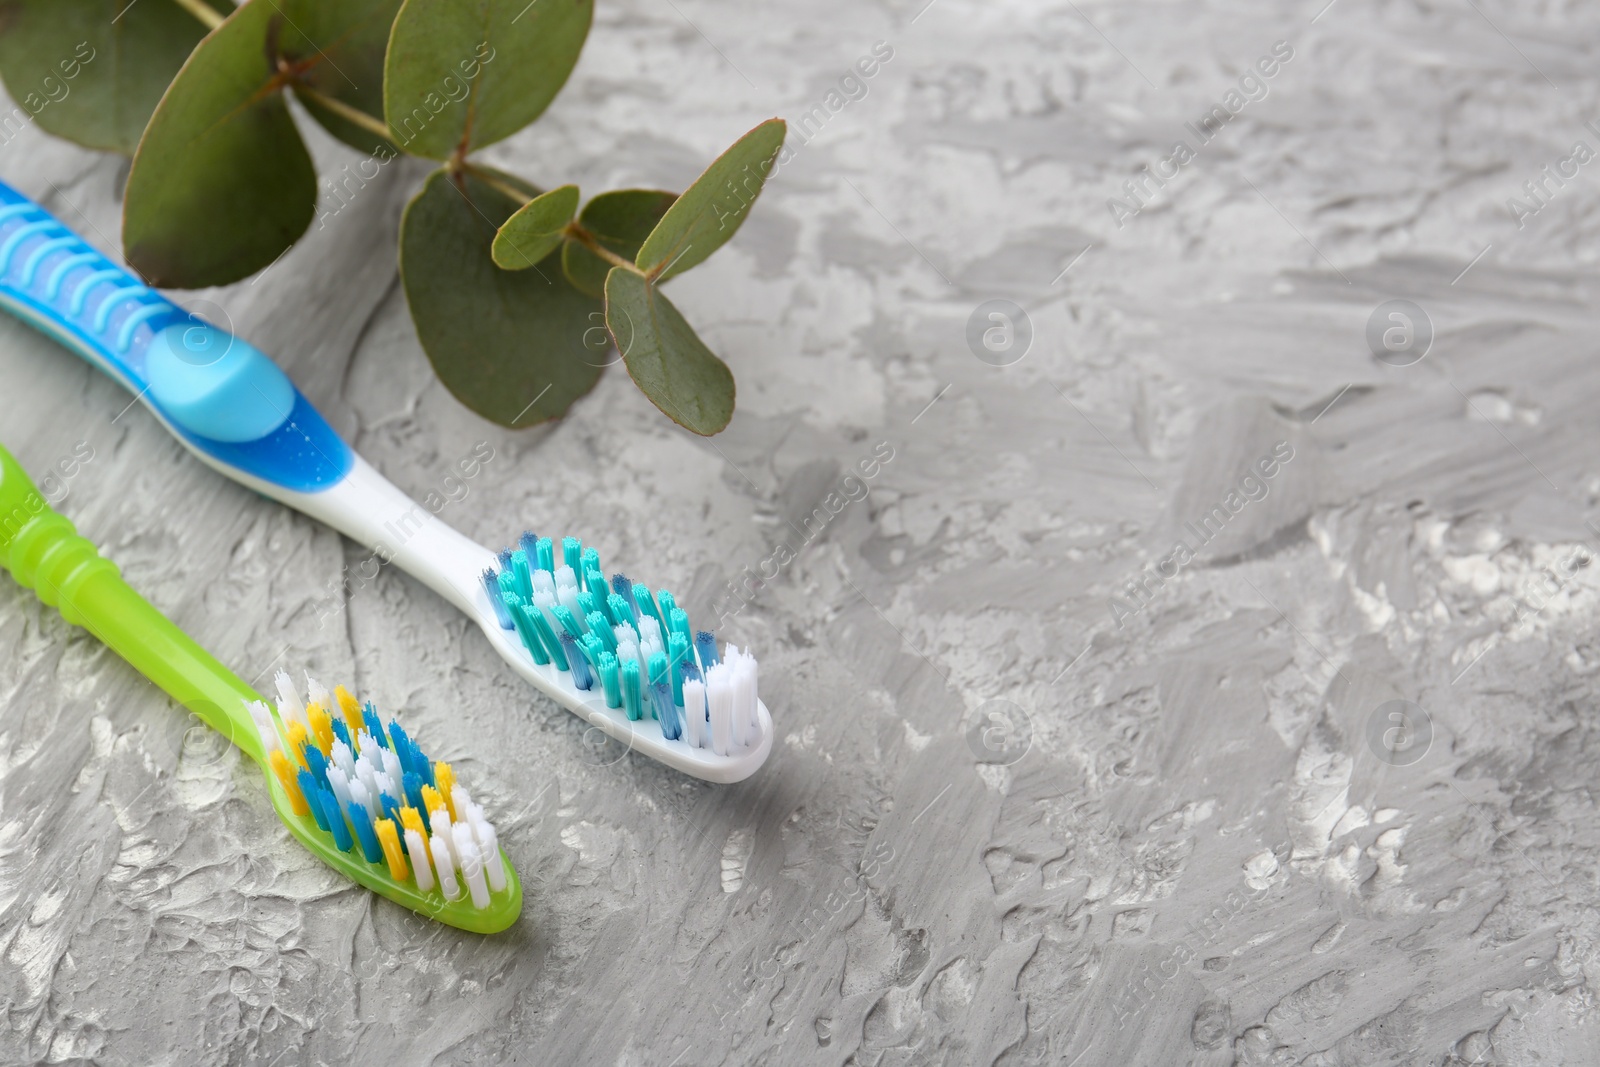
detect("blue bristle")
(507, 597), (553, 666)
(608, 592), (635, 627)
(381, 794), (403, 834)
(563, 536), (582, 572)
(363, 705), (388, 748)
(414, 746), (436, 788)
(553, 605), (584, 640)
(320, 789), (353, 851)
(668, 632), (689, 706)
(611, 573), (631, 599)
(519, 531), (539, 558)
(559, 633), (592, 689)
(305, 746), (330, 789)
(482, 569), (514, 628)
(388, 722), (412, 773)
(348, 803), (382, 863)
(621, 659), (643, 720)
(657, 590), (678, 625)
(331, 717), (351, 751)
(633, 583), (662, 625)
(512, 550), (533, 600)
(536, 536), (555, 572)
(588, 612), (616, 651)
(598, 652), (622, 708)
(529, 607), (569, 670)
(649, 652), (680, 737)
(695, 631), (720, 668)
(403, 772), (427, 823)
(300, 771), (329, 830)
(497, 548), (514, 572)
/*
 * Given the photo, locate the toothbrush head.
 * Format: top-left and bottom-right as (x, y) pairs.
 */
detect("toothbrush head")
(251, 673), (522, 933)
(484, 535), (766, 772)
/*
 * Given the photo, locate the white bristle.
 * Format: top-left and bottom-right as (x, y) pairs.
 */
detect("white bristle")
(450, 785), (473, 820)
(477, 820), (506, 892)
(431, 833), (460, 900)
(245, 699), (279, 754)
(709, 669), (733, 755)
(437, 809), (461, 869)
(455, 826), (490, 908)
(532, 570), (556, 600)
(683, 679), (706, 749)
(381, 748), (402, 791)
(331, 740), (355, 779)
(274, 671), (306, 731)
(556, 567), (585, 630)
(355, 729), (375, 755)
(639, 616), (664, 660)
(303, 672), (329, 713)
(733, 652), (758, 733)
(406, 828), (434, 892)
(350, 780), (372, 820)
(328, 766), (353, 814)
(356, 758), (379, 803)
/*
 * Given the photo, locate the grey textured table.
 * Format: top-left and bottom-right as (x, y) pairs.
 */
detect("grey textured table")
(3, 1), (1599, 1064)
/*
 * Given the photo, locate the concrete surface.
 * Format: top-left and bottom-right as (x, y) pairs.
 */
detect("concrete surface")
(2, 0), (1600, 1064)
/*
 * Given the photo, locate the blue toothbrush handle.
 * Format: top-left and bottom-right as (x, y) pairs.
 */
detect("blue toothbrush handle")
(0, 180), (351, 492)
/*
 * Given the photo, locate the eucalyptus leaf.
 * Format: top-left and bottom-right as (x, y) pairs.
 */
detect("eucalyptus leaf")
(562, 188), (675, 298)
(604, 267), (734, 436)
(492, 184), (578, 270)
(285, 0), (404, 156)
(635, 118), (785, 281)
(123, 0), (315, 288)
(401, 167), (606, 428)
(383, 0), (592, 160)
(0, 0), (228, 155)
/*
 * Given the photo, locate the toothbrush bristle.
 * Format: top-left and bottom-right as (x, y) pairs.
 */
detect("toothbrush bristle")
(486, 536), (763, 755)
(256, 679), (510, 913)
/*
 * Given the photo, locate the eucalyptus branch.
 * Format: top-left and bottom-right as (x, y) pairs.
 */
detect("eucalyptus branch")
(169, 0), (224, 31)
(563, 222), (642, 274)
(293, 82), (393, 144)
(457, 163), (534, 207)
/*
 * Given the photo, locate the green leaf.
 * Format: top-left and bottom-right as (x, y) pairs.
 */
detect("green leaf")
(0, 0), (228, 154)
(492, 184), (577, 270)
(401, 167), (606, 428)
(383, 0), (592, 160)
(123, 0), (316, 288)
(604, 267), (734, 436)
(284, 0), (405, 156)
(561, 189), (676, 298)
(635, 118), (786, 281)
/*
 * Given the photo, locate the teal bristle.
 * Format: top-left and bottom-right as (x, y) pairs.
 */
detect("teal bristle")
(632, 582), (662, 626)
(657, 589), (678, 626)
(668, 631), (689, 705)
(563, 536), (582, 573)
(512, 550), (533, 599)
(579, 631), (605, 667)
(536, 536), (555, 572)
(668, 607), (691, 643)
(497, 570), (518, 600)
(598, 651), (622, 708)
(580, 547), (601, 585)
(528, 607), (569, 670)
(348, 803), (382, 863)
(608, 592), (635, 628)
(553, 604), (584, 640)
(584, 568), (609, 616)
(587, 612), (616, 651)
(611, 575), (636, 620)
(621, 659), (643, 720)
(507, 597), (552, 665)
(576, 590), (599, 622)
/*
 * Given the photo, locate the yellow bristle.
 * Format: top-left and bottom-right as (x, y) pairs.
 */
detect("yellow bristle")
(335, 685), (363, 730)
(435, 763), (457, 819)
(270, 750), (309, 816)
(400, 807), (425, 835)
(286, 721), (310, 769)
(421, 785), (444, 821)
(307, 703), (334, 755)
(376, 819), (408, 881)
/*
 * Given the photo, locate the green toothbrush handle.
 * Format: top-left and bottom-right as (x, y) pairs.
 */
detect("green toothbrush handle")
(0, 445), (266, 766)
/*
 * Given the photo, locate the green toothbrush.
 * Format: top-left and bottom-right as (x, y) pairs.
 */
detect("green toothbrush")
(0, 444), (522, 933)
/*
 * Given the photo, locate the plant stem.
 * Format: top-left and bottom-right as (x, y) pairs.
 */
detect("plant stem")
(293, 83), (394, 144)
(563, 222), (641, 274)
(169, 0), (224, 30)
(458, 163), (534, 207)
